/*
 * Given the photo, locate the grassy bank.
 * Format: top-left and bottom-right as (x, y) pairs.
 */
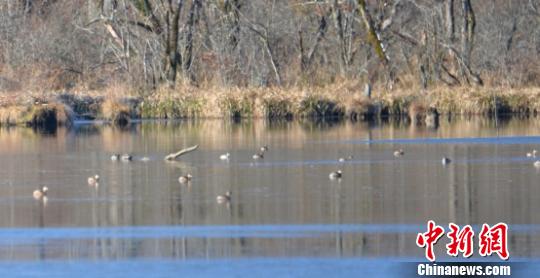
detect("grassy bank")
(1, 83), (539, 127)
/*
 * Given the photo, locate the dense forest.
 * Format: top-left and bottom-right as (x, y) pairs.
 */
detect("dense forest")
(0, 0), (539, 93)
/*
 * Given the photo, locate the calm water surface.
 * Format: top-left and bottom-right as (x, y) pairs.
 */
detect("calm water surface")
(1, 118), (540, 276)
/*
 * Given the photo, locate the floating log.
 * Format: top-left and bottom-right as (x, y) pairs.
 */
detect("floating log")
(164, 145), (199, 161)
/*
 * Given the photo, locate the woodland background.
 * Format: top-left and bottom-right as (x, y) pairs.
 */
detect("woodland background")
(0, 0), (538, 94)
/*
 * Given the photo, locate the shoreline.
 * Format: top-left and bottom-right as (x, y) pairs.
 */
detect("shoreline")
(1, 86), (539, 128)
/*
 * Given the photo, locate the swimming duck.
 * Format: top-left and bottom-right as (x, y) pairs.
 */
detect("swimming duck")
(329, 170), (343, 180)
(121, 154), (132, 161)
(252, 152), (264, 160)
(178, 174), (193, 184)
(33, 186), (48, 200)
(87, 175), (100, 186)
(338, 155), (354, 162)
(527, 150), (537, 157)
(534, 161), (540, 168)
(441, 157), (452, 165)
(260, 145), (269, 152)
(111, 154), (120, 161)
(220, 153), (230, 160)
(216, 191), (232, 203)
(393, 149), (404, 157)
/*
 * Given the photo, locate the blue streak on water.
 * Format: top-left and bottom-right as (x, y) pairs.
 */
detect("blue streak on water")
(0, 258), (538, 278)
(0, 258), (405, 278)
(0, 224), (539, 243)
(0, 224), (421, 242)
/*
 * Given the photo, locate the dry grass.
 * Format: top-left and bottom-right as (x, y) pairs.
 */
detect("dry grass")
(100, 99), (132, 125)
(0, 106), (29, 126)
(0, 81), (539, 126)
(0, 102), (74, 127)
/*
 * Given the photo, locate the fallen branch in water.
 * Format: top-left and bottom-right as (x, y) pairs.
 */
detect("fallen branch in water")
(164, 145), (199, 161)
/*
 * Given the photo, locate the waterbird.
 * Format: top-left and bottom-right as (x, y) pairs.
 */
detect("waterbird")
(441, 157), (452, 165)
(216, 191), (232, 203)
(260, 145), (269, 152)
(111, 154), (120, 161)
(393, 149), (404, 157)
(87, 175), (100, 186)
(141, 157), (150, 162)
(220, 153), (230, 160)
(33, 186), (48, 200)
(121, 154), (132, 161)
(534, 161), (540, 168)
(178, 174), (193, 184)
(252, 152), (264, 160)
(527, 150), (537, 157)
(329, 170), (343, 180)
(338, 155), (354, 162)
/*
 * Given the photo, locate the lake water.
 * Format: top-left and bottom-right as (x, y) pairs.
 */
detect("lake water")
(0, 117), (540, 277)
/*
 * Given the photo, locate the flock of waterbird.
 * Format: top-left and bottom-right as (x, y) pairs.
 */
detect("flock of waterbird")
(392, 148), (540, 167)
(31, 145), (271, 205)
(33, 144), (538, 204)
(527, 149), (540, 167)
(392, 148), (453, 165)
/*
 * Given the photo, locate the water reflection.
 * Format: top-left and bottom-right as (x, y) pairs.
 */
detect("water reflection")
(0, 118), (540, 262)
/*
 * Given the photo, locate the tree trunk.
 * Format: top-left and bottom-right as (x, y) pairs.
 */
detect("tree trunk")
(23, 0), (32, 13)
(357, 0), (388, 65)
(300, 7), (328, 73)
(166, 1), (184, 85)
(444, 0), (454, 41)
(165, 145), (199, 161)
(333, 0), (347, 73)
(357, 0), (394, 87)
(183, 0), (200, 81)
(264, 36), (281, 86)
(461, 0), (475, 66)
(224, 0), (242, 50)
(459, 0), (482, 85)
(442, 0), (460, 85)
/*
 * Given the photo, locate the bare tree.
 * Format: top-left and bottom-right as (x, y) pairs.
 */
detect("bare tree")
(299, 2), (329, 73)
(1, 0), (539, 92)
(444, 0), (455, 41)
(183, 0), (201, 81)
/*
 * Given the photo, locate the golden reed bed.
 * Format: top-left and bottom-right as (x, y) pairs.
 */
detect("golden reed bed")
(1, 82), (539, 127)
